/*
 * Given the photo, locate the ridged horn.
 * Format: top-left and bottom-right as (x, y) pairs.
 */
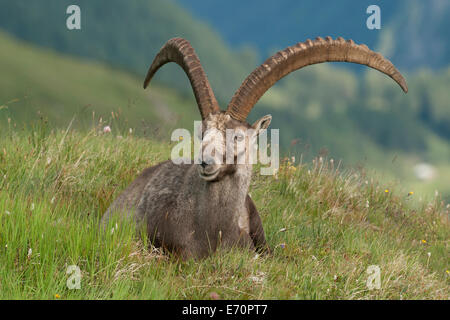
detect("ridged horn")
(144, 38), (220, 119)
(227, 36), (408, 121)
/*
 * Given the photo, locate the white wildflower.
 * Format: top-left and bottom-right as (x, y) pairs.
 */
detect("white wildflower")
(111, 223), (119, 235)
(249, 272), (266, 284)
(103, 126), (111, 133)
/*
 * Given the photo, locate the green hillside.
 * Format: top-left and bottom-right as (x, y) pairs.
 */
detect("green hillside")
(0, 127), (448, 299)
(0, 0), (257, 103)
(0, 31), (200, 134)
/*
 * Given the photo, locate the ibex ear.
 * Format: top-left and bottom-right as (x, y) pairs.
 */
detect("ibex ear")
(252, 114), (272, 136)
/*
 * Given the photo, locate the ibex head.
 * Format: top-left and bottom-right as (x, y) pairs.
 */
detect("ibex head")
(193, 112), (272, 181)
(144, 37), (407, 181)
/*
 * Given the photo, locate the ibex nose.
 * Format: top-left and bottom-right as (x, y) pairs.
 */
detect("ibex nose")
(200, 157), (215, 168)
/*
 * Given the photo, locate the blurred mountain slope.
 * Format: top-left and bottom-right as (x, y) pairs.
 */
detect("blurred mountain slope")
(0, 31), (200, 133)
(178, 0), (450, 71)
(0, 0), (257, 103)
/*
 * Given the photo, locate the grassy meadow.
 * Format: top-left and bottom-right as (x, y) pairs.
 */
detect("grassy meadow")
(0, 122), (448, 299)
(0, 24), (448, 300)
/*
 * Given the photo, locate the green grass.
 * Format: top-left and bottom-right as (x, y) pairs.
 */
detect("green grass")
(0, 123), (448, 299)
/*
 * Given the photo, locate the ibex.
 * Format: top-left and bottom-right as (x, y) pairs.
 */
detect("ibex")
(102, 36), (407, 259)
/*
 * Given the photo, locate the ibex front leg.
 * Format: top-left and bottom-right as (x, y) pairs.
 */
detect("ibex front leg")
(246, 195), (271, 254)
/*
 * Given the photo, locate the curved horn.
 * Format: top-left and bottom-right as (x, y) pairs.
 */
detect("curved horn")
(144, 38), (220, 119)
(227, 36), (408, 121)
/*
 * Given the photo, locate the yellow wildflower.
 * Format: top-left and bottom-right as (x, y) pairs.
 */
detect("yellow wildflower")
(421, 239), (427, 244)
(55, 294), (61, 299)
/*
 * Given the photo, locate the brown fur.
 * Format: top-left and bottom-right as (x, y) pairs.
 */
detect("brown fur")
(102, 112), (271, 259)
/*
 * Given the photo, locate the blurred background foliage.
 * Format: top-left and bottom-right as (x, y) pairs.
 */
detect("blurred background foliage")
(0, 0), (448, 201)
